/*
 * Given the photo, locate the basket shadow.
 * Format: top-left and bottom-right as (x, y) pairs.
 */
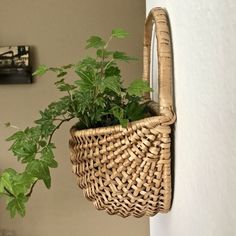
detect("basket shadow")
(165, 8), (177, 211)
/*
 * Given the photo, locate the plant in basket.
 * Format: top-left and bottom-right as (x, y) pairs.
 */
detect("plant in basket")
(0, 28), (152, 217)
(0, 7), (175, 219)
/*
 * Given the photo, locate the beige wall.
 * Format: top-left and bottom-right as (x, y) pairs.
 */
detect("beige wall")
(0, 1), (148, 236)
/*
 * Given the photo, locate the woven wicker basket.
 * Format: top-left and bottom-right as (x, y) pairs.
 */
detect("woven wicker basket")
(69, 7), (176, 218)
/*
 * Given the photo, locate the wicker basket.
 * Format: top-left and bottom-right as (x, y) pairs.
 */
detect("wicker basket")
(69, 7), (176, 218)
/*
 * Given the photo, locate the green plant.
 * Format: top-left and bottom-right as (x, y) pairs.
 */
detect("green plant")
(0, 29), (151, 217)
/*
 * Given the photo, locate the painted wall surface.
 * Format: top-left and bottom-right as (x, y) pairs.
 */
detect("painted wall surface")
(0, 1), (149, 236)
(146, 1), (236, 236)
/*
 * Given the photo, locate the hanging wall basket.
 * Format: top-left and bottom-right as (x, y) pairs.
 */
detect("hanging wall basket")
(69, 7), (176, 217)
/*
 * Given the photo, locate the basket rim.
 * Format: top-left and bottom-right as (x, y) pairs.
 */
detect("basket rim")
(70, 109), (175, 137)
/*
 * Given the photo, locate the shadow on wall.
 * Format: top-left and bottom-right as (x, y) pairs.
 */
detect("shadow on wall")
(167, 9), (177, 210)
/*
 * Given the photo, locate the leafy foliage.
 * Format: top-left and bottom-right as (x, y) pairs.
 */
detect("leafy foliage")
(112, 28), (129, 38)
(0, 28), (152, 217)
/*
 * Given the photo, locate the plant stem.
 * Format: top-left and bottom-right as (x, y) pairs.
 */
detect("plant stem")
(67, 90), (73, 101)
(104, 59), (114, 71)
(26, 116), (74, 197)
(4, 187), (15, 198)
(26, 180), (38, 198)
(100, 35), (113, 77)
(104, 36), (113, 49)
(48, 116), (74, 145)
(100, 51), (105, 77)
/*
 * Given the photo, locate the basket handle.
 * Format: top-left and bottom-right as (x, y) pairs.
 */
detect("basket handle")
(143, 7), (174, 113)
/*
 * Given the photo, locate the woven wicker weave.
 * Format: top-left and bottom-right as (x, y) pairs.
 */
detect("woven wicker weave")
(69, 7), (176, 217)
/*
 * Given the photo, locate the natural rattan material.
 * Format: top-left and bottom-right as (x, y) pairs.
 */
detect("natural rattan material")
(69, 7), (176, 217)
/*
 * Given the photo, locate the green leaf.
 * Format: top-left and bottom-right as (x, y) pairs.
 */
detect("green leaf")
(0, 169), (34, 197)
(86, 36), (106, 49)
(42, 158), (58, 168)
(76, 57), (98, 70)
(3, 168), (17, 176)
(41, 145), (58, 168)
(113, 51), (137, 62)
(125, 101), (147, 122)
(0, 179), (4, 197)
(75, 69), (93, 81)
(101, 76), (121, 94)
(48, 67), (61, 73)
(32, 65), (48, 77)
(0, 176), (4, 191)
(9, 143), (37, 164)
(57, 71), (67, 78)
(11, 173), (35, 196)
(38, 140), (47, 147)
(34, 120), (55, 139)
(6, 131), (24, 141)
(112, 28), (128, 39)
(96, 49), (113, 58)
(26, 160), (51, 189)
(120, 119), (128, 127)
(7, 127), (40, 163)
(111, 106), (128, 128)
(105, 66), (120, 77)
(75, 70), (94, 92)
(62, 64), (74, 69)
(127, 80), (152, 96)
(48, 67), (68, 78)
(1, 169), (16, 195)
(7, 194), (28, 217)
(14, 144), (37, 160)
(55, 79), (76, 92)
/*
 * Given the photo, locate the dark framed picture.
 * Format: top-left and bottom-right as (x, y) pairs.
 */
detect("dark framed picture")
(0, 46), (32, 84)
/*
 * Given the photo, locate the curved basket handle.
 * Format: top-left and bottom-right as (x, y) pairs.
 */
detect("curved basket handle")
(143, 7), (174, 115)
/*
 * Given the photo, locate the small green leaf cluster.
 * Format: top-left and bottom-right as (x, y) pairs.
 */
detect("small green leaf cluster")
(0, 28), (152, 217)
